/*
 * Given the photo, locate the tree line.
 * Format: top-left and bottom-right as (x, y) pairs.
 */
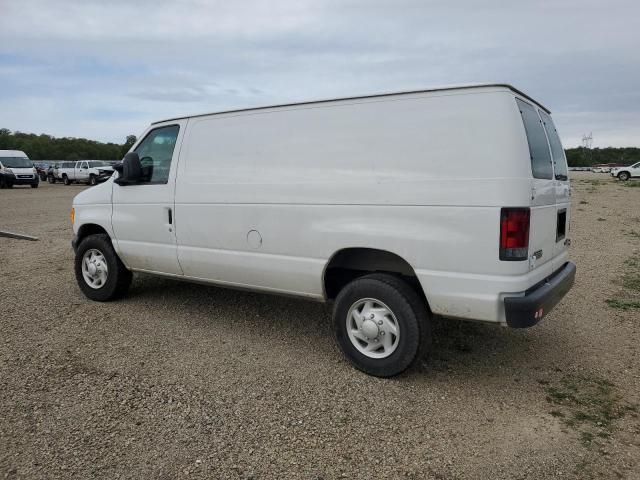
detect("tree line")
(1, 128), (638, 166)
(565, 147), (640, 167)
(0, 129), (136, 161)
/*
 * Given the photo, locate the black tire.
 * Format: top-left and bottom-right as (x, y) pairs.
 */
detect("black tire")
(0, 178), (5, 189)
(74, 234), (132, 301)
(333, 273), (431, 377)
(48, 175), (56, 184)
(89, 175), (97, 186)
(31, 183), (39, 188)
(618, 171), (630, 181)
(63, 175), (71, 185)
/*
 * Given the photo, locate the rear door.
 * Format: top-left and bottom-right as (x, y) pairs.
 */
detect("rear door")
(539, 110), (570, 268)
(515, 98), (556, 272)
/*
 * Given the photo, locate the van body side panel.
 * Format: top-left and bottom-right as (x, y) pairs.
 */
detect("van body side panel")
(174, 90), (535, 313)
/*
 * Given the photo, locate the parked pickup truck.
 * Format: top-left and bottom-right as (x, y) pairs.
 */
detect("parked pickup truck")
(58, 160), (114, 186)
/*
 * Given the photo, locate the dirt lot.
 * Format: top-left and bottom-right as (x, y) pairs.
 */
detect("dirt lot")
(1, 173), (639, 479)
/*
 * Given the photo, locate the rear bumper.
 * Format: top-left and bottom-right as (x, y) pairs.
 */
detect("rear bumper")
(504, 261), (576, 328)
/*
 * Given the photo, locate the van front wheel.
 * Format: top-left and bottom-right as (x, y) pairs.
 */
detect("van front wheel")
(74, 234), (132, 301)
(618, 171), (630, 181)
(333, 273), (431, 377)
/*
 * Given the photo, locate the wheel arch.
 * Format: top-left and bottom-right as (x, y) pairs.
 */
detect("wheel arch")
(322, 247), (429, 308)
(76, 223), (110, 244)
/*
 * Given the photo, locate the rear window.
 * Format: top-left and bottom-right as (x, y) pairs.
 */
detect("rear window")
(539, 110), (569, 181)
(516, 98), (553, 180)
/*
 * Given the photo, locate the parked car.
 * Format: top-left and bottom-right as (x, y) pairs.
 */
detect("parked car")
(0, 150), (39, 188)
(71, 84), (575, 377)
(33, 162), (50, 181)
(610, 162), (640, 181)
(46, 163), (59, 183)
(57, 160), (114, 185)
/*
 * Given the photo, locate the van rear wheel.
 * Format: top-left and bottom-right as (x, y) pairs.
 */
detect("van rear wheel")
(618, 171), (630, 181)
(333, 273), (431, 377)
(74, 234), (132, 301)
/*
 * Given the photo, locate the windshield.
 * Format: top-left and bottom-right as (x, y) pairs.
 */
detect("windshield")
(1, 157), (33, 168)
(88, 160), (110, 167)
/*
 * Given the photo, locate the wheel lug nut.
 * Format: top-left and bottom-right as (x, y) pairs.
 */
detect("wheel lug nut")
(380, 331), (385, 336)
(370, 314), (375, 319)
(377, 320), (383, 325)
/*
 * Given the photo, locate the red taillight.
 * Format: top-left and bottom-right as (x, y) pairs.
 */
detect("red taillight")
(500, 208), (530, 261)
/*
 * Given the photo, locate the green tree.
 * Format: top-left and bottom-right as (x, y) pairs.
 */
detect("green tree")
(0, 129), (138, 161)
(120, 135), (137, 157)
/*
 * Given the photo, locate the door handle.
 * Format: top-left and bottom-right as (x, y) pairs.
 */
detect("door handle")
(168, 208), (173, 225)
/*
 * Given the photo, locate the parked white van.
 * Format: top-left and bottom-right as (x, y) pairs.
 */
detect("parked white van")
(0, 150), (39, 188)
(71, 84), (575, 377)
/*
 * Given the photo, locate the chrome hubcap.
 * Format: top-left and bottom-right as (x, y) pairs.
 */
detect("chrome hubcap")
(346, 298), (400, 359)
(81, 248), (108, 289)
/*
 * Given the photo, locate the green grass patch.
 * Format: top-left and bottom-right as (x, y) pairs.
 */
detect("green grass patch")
(545, 374), (637, 450)
(605, 299), (640, 310)
(623, 181), (640, 187)
(606, 253), (640, 310)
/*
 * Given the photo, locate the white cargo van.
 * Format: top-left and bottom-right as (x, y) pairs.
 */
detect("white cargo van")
(71, 84), (575, 377)
(0, 150), (39, 188)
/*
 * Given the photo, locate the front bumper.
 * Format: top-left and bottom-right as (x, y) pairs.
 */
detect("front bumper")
(0, 172), (16, 183)
(12, 176), (39, 185)
(96, 170), (114, 182)
(504, 261), (576, 328)
(71, 234), (79, 252)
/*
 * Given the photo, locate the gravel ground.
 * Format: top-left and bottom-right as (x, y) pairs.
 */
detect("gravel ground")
(1, 173), (639, 479)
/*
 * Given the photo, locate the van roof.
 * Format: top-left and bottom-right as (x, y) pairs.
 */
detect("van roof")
(0, 150), (28, 158)
(152, 83), (550, 125)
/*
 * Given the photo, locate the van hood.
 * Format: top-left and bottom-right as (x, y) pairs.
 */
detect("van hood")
(73, 177), (113, 205)
(7, 167), (34, 175)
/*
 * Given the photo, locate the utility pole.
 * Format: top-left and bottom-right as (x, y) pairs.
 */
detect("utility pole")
(582, 132), (593, 165)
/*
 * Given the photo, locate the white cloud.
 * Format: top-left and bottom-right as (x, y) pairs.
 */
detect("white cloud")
(0, 0), (638, 146)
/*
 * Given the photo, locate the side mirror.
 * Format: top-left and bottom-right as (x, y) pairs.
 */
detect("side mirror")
(114, 152), (142, 185)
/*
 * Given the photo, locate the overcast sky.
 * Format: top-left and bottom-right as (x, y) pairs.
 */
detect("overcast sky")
(1, 0), (638, 147)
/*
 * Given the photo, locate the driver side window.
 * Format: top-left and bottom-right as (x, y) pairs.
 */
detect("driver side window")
(134, 125), (180, 184)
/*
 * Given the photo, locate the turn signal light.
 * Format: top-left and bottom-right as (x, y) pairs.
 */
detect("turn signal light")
(70, 207), (75, 225)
